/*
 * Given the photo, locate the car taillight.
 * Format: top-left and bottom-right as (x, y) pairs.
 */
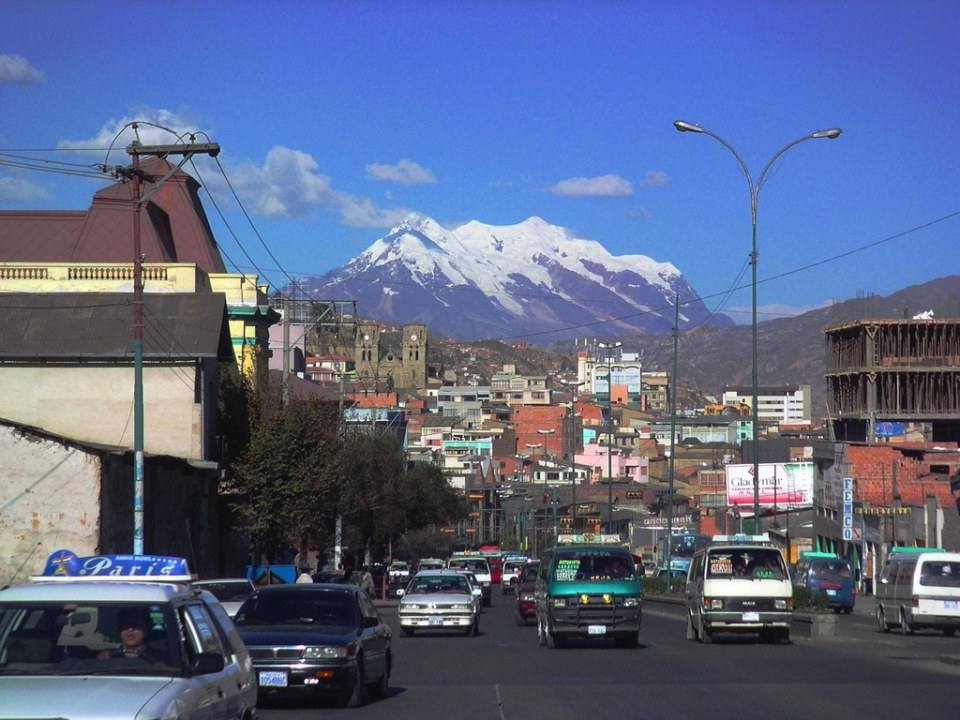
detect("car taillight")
(912, 595), (919, 607)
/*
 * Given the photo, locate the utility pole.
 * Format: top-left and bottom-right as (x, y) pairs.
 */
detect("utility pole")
(666, 294), (679, 587)
(891, 461), (899, 548)
(124, 133), (220, 555)
(281, 309), (290, 404)
(598, 341), (621, 534)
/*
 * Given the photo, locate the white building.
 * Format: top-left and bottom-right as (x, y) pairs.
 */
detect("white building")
(722, 385), (812, 426)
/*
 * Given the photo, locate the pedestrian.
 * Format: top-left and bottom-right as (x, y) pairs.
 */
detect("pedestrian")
(359, 565), (375, 595)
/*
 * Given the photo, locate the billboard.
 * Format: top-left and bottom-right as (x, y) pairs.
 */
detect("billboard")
(725, 462), (814, 514)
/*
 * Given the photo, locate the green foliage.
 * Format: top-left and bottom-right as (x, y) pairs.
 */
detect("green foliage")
(642, 575), (686, 596)
(793, 585), (830, 613)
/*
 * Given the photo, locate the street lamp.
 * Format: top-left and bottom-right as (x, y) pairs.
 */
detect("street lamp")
(674, 120), (841, 524)
(598, 341), (622, 534)
(560, 378), (586, 531)
(536, 429), (556, 545)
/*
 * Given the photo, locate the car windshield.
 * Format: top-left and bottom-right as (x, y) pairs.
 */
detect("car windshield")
(520, 565), (540, 582)
(920, 561), (960, 588)
(194, 581), (254, 603)
(707, 548), (787, 580)
(551, 551), (636, 582)
(811, 560), (852, 580)
(0, 602), (182, 677)
(235, 591), (356, 627)
(407, 576), (471, 595)
(448, 559), (489, 574)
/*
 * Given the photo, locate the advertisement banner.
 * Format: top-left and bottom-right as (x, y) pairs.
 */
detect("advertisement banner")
(725, 462), (814, 513)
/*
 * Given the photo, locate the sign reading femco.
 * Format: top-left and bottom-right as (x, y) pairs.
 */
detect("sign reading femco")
(724, 462), (814, 513)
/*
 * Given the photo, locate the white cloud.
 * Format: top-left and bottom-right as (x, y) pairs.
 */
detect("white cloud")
(0, 54), (44, 84)
(59, 107), (410, 228)
(641, 170), (670, 187)
(366, 159), (436, 185)
(550, 174), (633, 198)
(724, 300), (836, 323)
(0, 176), (48, 201)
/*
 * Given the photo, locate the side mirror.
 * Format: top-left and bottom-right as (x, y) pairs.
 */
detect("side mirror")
(193, 652), (225, 675)
(396, 589), (405, 597)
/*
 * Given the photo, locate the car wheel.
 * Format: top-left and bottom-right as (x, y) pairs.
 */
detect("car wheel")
(340, 666), (365, 708)
(546, 629), (561, 649)
(369, 656), (390, 699)
(516, 613), (527, 626)
(699, 614), (713, 644)
(777, 627), (791, 644)
(467, 618), (479, 636)
(483, 596), (492, 608)
(943, 628), (956, 637)
(877, 606), (890, 633)
(900, 609), (914, 635)
(686, 612), (698, 641)
(402, 626), (415, 637)
(843, 607), (852, 615)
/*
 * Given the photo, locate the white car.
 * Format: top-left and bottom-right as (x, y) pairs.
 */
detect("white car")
(388, 562), (410, 582)
(0, 550), (258, 720)
(447, 557), (492, 606)
(397, 570), (479, 636)
(192, 577), (256, 617)
(501, 559), (528, 594)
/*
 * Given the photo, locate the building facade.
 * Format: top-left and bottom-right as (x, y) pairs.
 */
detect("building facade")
(722, 385), (812, 426)
(355, 322), (427, 391)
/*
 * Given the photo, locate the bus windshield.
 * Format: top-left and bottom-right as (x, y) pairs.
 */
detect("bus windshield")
(551, 550), (636, 582)
(707, 548), (787, 580)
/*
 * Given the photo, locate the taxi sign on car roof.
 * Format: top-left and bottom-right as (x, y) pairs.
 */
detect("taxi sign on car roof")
(556, 533), (623, 544)
(710, 533), (771, 544)
(800, 551), (839, 559)
(30, 549), (194, 583)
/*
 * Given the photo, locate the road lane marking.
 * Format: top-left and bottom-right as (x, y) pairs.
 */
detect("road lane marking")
(496, 682), (507, 720)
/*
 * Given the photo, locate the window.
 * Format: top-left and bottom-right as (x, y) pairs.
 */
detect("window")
(920, 561), (960, 588)
(183, 604), (225, 659)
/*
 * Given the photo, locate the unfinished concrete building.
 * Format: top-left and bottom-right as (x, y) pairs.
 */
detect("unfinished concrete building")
(825, 319), (960, 442)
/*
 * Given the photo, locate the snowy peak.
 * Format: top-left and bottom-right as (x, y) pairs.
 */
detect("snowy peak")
(309, 214), (728, 340)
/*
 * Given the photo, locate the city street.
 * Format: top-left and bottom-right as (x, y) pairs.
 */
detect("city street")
(259, 594), (960, 720)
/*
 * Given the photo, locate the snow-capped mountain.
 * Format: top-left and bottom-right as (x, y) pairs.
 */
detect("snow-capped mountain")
(301, 214), (730, 340)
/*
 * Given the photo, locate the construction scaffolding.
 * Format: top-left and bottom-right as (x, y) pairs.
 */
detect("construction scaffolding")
(825, 319), (960, 441)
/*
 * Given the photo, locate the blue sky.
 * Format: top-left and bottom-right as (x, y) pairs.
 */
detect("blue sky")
(2, 1), (958, 325)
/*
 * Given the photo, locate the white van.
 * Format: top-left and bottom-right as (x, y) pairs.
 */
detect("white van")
(875, 550), (960, 636)
(685, 535), (793, 643)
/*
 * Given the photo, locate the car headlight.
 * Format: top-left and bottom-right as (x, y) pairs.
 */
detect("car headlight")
(547, 597), (566, 608)
(451, 604), (471, 611)
(705, 598), (723, 610)
(304, 645), (349, 659)
(622, 596), (641, 608)
(775, 598), (792, 610)
(401, 603), (422, 610)
(520, 593), (535, 601)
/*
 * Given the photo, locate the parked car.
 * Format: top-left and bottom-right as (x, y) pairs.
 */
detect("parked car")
(235, 583), (392, 707)
(792, 552), (855, 614)
(192, 577), (256, 617)
(397, 570), (479, 636)
(514, 561), (540, 626)
(876, 549), (960, 636)
(0, 550), (257, 720)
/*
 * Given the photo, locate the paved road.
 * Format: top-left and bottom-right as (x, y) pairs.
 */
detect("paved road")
(260, 594), (960, 720)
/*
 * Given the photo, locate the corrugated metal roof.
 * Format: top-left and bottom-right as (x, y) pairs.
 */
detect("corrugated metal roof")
(0, 292), (232, 360)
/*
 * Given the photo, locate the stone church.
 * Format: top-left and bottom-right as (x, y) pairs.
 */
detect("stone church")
(355, 323), (427, 391)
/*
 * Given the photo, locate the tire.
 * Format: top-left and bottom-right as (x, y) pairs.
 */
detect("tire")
(943, 628), (956, 637)
(877, 606), (889, 633)
(483, 596), (492, 608)
(699, 614), (713, 644)
(778, 627), (791, 644)
(516, 613), (527, 627)
(340, 666), (364, 708)
(546, 629), (562, 649)
(686, 613), (698, 641)
(615, 632), (639, 648)
(369, 657), (389, 699)
(467, 618), (479, 636)
(402, 626), (415, 637)
(900, 609), (914, 636)
(843, 607), (853, 615)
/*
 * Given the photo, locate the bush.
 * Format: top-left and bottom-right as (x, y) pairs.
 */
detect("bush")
(793, 586), (830, 612)
(642, 575), (685, 596)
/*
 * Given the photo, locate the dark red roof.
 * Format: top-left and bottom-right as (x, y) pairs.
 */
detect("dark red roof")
(0, 158), (226, 273)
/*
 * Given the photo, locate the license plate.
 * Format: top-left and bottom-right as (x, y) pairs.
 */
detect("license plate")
(826, 589), (837, 596)
(742, 611), (760, 622)
(259, 671), (288, 687)
(943, 600), (959, 610)
(587, 624), (606, 635)
(429, 617), (443, 625)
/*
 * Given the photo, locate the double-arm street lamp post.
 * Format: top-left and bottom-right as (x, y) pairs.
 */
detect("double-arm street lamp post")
(673, 120), (841, 524)
(598, 341), (622, 535)
(560, 379), (585, 532)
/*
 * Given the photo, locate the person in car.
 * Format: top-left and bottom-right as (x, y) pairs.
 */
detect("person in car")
(98, 610), (156, 662)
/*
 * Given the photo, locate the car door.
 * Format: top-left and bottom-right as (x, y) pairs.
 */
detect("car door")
(685, 552), (702, 617)
(203, 597), (256, 719)
(179, 602), (231, 720)
(357, 592), (387, 682)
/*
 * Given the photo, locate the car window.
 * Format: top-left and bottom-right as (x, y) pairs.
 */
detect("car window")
(0, 602), (182, 677)
(520, 565), (540, 582)
(706, 549), (786, 580)
(920, 561), (960, 588)
(182, 604), (225, 660)
(551, 550), (636, 582)
(203, 600), (237, 658)
(194, 582), (254, 603)
(235, 591), (357, 627)
(895, 561), (916, 586)
(407, 575), (471, 595)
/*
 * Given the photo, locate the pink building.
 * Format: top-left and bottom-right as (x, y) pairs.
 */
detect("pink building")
(576, 442), (649, 484)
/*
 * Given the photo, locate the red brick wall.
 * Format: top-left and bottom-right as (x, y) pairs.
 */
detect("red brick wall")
(846, 444), (958, 507)
(512, 405), (566, 455)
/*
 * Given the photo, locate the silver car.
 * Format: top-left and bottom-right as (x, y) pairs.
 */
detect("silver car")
(0, 580), (258, 720)
(193, 578), (256, 617)
(397, 570), (479, 636)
